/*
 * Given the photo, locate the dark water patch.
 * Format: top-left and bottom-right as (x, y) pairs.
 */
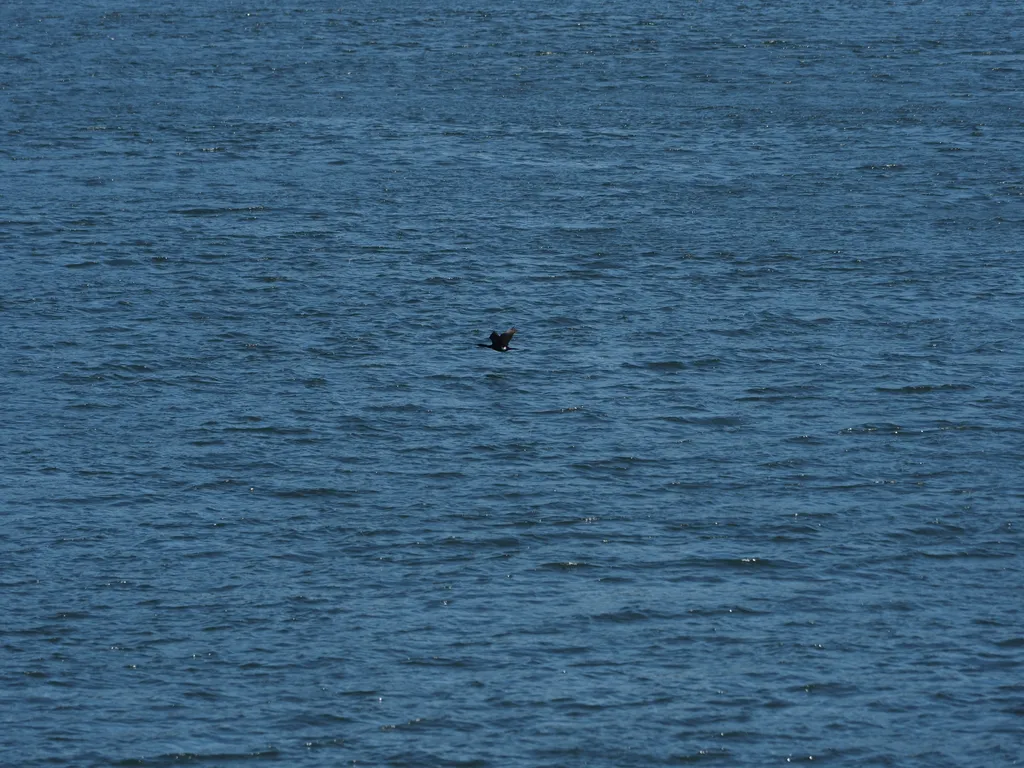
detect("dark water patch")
(918, 549), (1015, 561)
(784, 434), (826, 445)
(538, 561), (595, 571)
(876, 383), (975, 394)
(269, 487), (365, 499)
(664, 747), (735, 763)
(689, 415), (746, 428)
(592, 608), (677, 623)
(421, 470), (467, 481)
(64, 401), (122, 410)
(49, 610), (92, 621)
(223, 425), (316, 436)
(181, 549), (228, 559)
(737, 386), (819, 402)
(686, 556), (798, 571)
(691, 357), (723, 368)
(301, 737), (347, 750)
(170, 206), (269, 217)
(839, 423), (904, 435)
(571, 455), (672, 476)
(859, 163), (909, 172)
(643, 360), (687, 370)
(113, 748), (283, 766)
(790, 681), (859, 697)
(533, 405), (586, 415)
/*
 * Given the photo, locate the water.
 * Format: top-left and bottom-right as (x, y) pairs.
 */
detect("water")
(3, 1), (1023, 765)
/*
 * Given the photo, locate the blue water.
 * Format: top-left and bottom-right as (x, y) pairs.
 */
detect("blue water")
(3, 1), (1023, 765)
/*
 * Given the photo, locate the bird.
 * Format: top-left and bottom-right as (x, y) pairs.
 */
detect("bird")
(479, 327), (517, 352)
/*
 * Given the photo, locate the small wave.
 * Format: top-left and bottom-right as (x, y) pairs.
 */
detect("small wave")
(534, 405), (585, 415)
(840, 422), (903, 434)
(691, 357), (722, 368)
(540, 561), (594, 570)
(593, 608), (674, 622)
(785, 434), (826, 444)
(691, 415), (745, 427)
(667, 747), (734, 763)
(270, 487), (362, 498)
(170, 206), (268, 216)
(876, 383), (974, 394)
(678, 556), (793, 571)
(304, 737), (346, 750)
(995, 637), (1024, 648)
(114, 748), (282, 766)
(858, 163), (908, 171)
(920, 549), (1014, 560)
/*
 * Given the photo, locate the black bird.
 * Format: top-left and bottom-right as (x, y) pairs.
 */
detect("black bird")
(479, 327), (517, 352)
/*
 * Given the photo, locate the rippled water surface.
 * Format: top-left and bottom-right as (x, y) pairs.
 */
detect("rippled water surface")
(3, 1), (1023, 765)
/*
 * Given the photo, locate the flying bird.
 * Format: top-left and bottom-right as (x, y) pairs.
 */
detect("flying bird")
(479, 327), (517, 352)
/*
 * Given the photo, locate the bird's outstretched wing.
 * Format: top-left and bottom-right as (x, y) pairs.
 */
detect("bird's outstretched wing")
(494, 328), (517, 349)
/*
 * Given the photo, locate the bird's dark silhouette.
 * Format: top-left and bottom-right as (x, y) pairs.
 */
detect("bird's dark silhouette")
(479, 327), (517, 352)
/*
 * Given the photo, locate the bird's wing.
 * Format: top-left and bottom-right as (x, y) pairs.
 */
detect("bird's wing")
(489, 331), (501, 345)
(497, 328), (518, 347)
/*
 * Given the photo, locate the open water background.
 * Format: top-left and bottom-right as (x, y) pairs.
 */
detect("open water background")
(2, 1), (1023, 765)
